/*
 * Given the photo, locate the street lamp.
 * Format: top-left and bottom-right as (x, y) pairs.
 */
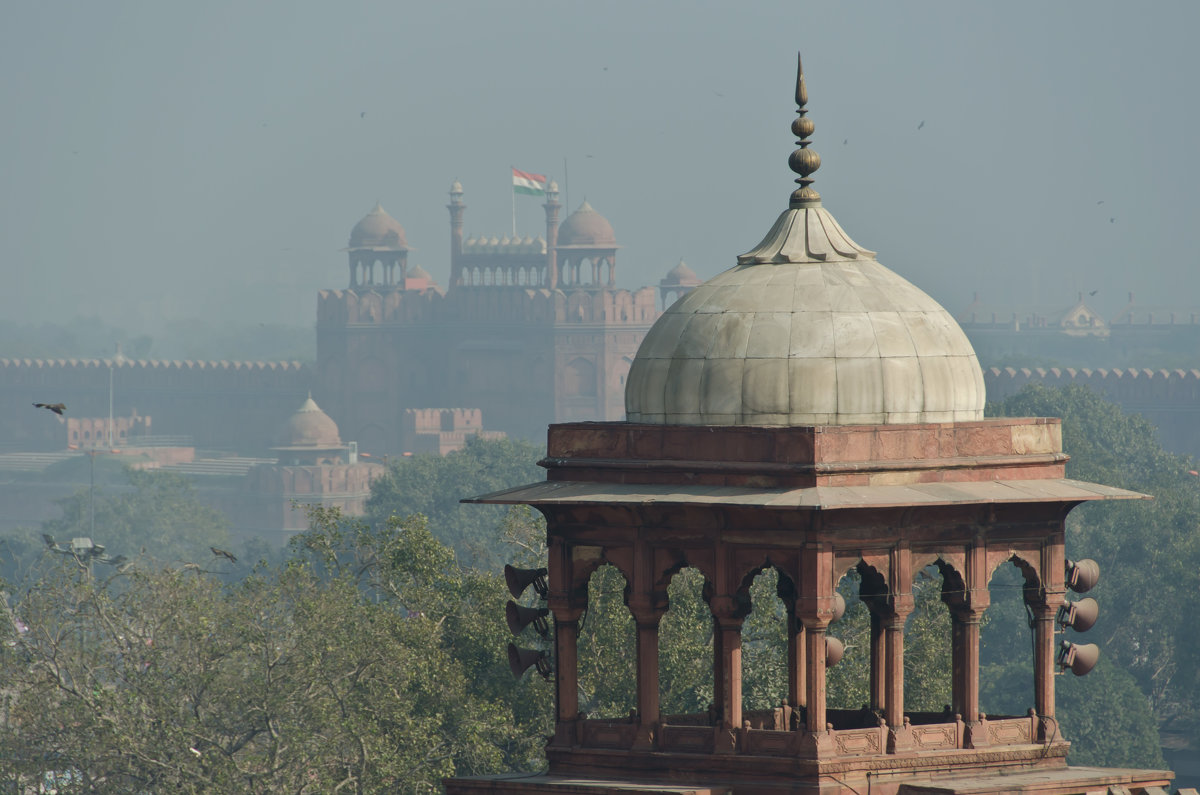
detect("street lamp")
(42, 535), (126, 580)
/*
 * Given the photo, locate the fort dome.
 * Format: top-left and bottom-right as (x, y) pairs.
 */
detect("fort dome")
(349, 203), (409, 250)
(557, 201), (617, 248)
(278, 395), (343, 449)
(625, 60), (984, 427)
(662, 259), (701, 286)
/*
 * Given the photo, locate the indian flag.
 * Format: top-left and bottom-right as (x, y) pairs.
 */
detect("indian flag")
(512, 167), (547, 197)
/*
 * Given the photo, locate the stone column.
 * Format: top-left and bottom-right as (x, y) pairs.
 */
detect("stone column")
(951, 603), (987, 749)
(786, 606), (806, 711)
(1031, 602), (1057, 738)
(796, 543), (836, 740)
(883, 608), (911, 729)
(634, 612), (663, 734)
(801, 617), (829, 732)
(884, 547), (914, 751)
(708, 595), (746, 740)
(549, 603), (583, 748)
(627, 538), (665, 750)
(869, 607), (886, 712)
(547, 535), (582, 748)
(959, 610), (983, 724)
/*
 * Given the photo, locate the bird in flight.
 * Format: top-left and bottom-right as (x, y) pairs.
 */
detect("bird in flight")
(1089, 290), (1099, 296)
(34, 403), (66, 416)
(917, 120), (925, 130)
(210, 547), (237, 564)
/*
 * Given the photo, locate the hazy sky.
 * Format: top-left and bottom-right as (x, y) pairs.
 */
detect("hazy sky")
(2, 1), (1197, 338)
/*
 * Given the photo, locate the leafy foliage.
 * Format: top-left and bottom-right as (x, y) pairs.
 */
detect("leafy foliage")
(658, 568), (713, 716)
(0, 508), (551, 793)
(365, 436), (545, 568)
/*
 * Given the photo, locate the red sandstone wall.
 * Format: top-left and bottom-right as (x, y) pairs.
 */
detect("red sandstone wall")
(984, 366), (1200, 460)
(0, 359), (311, 454)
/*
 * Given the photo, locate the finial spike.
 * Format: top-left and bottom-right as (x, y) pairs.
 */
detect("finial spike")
(789, 51), (820, 206)
(795, 52), (808, 108)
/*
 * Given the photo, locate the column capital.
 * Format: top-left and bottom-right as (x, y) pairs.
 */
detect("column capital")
(547, 597), (584, 624)
(708, 593), (750, 626)
(627, 600), (667, 628)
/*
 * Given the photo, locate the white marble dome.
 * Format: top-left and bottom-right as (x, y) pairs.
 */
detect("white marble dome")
(625, 203), (985, 425)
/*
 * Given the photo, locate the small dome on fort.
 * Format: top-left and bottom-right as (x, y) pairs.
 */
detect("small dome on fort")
(662, 259), (701, 286)
(408, 264), (432, 280)
(279, 395), (343, 448)
(349, 203), (409, 250)
(625, 58), (984, 427)
(558, 201), (617, 248)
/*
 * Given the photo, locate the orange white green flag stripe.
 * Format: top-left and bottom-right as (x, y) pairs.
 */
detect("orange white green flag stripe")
(512, 167), (547, 196)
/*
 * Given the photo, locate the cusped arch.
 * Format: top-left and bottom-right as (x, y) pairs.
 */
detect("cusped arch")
(985, 549), (1042, 592)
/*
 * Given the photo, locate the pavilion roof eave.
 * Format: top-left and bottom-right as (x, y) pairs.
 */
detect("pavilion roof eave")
(463, 478), (1148, 512)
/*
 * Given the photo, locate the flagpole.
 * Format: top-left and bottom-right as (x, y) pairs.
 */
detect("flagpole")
(511, 166), (517, 237)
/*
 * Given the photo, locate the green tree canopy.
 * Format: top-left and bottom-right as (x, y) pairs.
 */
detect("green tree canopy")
(0, 508), (551, 793)
(365, 436), (545, 568)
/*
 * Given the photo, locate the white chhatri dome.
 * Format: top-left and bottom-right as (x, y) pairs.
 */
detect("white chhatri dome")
(624, 56), (984, 427)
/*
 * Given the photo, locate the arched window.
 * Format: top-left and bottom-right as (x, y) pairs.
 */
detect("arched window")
(564, 357), (597, 397)
(577, 564), (636, 718)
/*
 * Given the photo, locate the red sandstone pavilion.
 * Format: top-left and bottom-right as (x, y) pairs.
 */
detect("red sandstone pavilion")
(444, 56), (1187, 794)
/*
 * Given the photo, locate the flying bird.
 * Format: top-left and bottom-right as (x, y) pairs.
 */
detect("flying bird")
(210, 547), (237, 564)
(1110, 217), (1116, 224)
(1097, 200), (1104, 205)
(1089, 290), (1099, 296)
(360, 111), (366, 118)
(917, 120), (925, 130)
(34, 403), (66, 416)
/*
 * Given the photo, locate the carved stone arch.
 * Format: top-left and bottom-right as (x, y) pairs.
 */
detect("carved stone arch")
(653, 547), (716, 591)
(855, 560), (891, 614)
(985, 547), (1042, 589)
(732, 550), (799, 602)
(653, 551), (713, 614)
(834, 551), (891, 591)
(934, 558), (968, 609)
(564, 357), (597, 397)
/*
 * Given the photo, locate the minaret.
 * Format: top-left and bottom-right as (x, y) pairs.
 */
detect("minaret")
(447, 179), (465, 287)
(543, 179), (561, 289)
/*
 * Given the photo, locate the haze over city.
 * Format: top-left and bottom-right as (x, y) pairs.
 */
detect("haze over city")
(3, 0), (1197, 345)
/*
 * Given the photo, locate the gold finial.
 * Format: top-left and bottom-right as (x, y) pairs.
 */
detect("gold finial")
(789, 52), (821, 205)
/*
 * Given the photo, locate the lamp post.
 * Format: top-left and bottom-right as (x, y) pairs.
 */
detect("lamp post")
(43, 535), (126, 581)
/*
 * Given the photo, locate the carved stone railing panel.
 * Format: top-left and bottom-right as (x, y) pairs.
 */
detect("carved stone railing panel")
(831, 726), (885, 757)
(659, 724), (715, 754)
(580, 719), (637, 750)
(910, 721), (960, 751)
(741, 728), (797, 756)
(985, 716), (1035, 745)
